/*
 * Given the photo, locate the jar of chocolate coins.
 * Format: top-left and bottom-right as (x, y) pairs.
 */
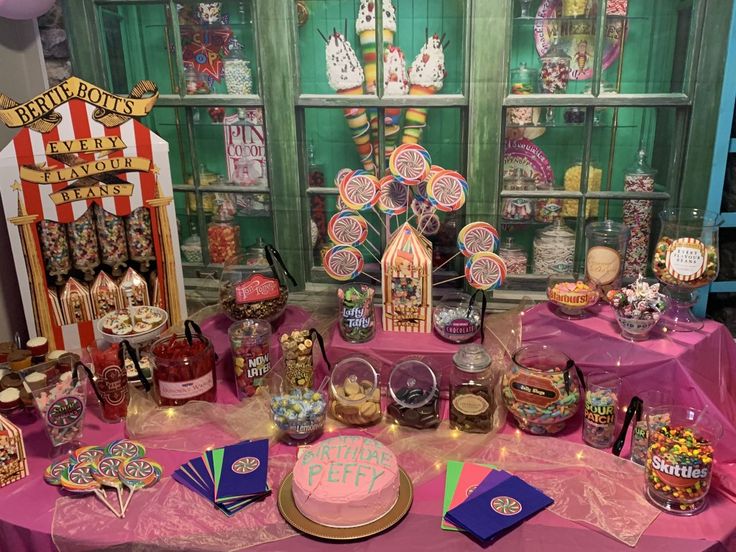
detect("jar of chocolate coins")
(450, 344), (495, 433)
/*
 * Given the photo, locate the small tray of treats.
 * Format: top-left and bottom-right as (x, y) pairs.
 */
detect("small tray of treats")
(98, 305), (168, 343)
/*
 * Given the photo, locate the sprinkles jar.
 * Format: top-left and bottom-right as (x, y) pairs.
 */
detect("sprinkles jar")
(502, 344), (582, 435)
(623, 150), (657, 278)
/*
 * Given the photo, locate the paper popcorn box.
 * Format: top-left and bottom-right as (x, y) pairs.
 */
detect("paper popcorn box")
(0, 414), (29, 488)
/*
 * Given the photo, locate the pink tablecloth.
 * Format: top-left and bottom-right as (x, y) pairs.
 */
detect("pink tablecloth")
(2, 304), (736, 551)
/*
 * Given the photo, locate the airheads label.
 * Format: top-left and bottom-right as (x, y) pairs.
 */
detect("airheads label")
(444, 318), (477, 336)
(651, 455), (710, 488)
(584, 402), (615, 425)
(509, 374), (559, 407)
(46, 396), (84, 428)
(235, 274), (280, 304)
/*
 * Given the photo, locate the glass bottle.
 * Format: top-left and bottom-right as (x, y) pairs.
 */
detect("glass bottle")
(584, 220), (630, 297)
(623, 149), (657, 278)
(224, 45), (253, 96)
(507, 63), (536, 126)
(533, 219), (575, 275)
(502, 169), (534, 221)
(207, 200), (240, 264)
(498, 235), (528, 275)
(539, 38), (571, 124)
(450, 344), (495, 433)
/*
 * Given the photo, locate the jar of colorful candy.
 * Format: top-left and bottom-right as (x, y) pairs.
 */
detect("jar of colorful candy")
(270, 383), (327, 445)
(502, 344), (583, 435)
(623, 149), (657, 278)
(386, 358), (441, 429)
(502, 169), (535, 222)
(224, 46), (253, 96)
(329, 356), (382, 426)
(498, 236), (528, 275)
(207, 201), (240, 264)
(645, 405), (722, 515)
(337, 284), (375, 343)
(228, 319), (271, 399)
(150, 321), (217, 406)
(507, 63), (536, 126)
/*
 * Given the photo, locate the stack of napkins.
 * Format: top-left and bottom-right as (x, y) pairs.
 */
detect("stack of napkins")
(173, 439), (271, 516)
(442, 461), (553, 543)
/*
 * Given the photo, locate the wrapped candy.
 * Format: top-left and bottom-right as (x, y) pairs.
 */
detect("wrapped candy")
(67, 210), (100, 281)
(125, 208), (156, 272)
(119, 268), (150, 307)
(90, 271), (123, 319)
(37, 220), (71, 284)
(94, 205), (128, 275)
(60, 278), (94, 324)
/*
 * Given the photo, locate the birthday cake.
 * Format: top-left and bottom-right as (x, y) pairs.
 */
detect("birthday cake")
(292, 435), (400, 527)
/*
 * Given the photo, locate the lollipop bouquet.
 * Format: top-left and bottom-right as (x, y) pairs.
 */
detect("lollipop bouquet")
(322, 144), (505, 333)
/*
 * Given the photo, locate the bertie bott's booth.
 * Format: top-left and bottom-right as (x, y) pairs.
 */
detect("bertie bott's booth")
(0, 1), (735, 551)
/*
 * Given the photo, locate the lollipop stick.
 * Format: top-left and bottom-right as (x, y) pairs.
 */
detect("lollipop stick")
(122, 487), (136, 515)
(363, 217), (383, 237)
(371, 206), (390, 234)
(433, 251), (461, 272)
(364, 247), (382, 264)
(116, 487), (125, 517)
(360, 272), (381, 283)
(364, 239), (382, 256)
(94, 489), (122, 518)
(433, 274), (467, 286)
(418, 207), (437, 234)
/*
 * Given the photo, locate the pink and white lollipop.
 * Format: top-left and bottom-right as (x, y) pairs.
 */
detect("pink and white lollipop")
(389, 144), (431, 185)
(323, 245), (364, 282)
(427, 170), (468, 212)
(458, 222), (500, 256)
(418, 213), (441, 236)
(465, 252), (507, 290)
(377, 176), (409, 216)
(339, 172), (380, 211)
(328, 211), (368, 245)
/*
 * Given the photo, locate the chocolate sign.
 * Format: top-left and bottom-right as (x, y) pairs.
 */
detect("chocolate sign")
(46, 396), (84, 428)
(235, 274), (280, 304)
(444, 318), (476, 336)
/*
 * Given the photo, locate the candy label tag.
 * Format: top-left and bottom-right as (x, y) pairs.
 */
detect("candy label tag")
(584, 401), (615, 425)
(509, 374), (559, 407)
(341, 305), (372, 329)
(159, 371), (214, 400)
(97, 364), (128, 406)
(445, 318), (477, 336)
(586, 246), (621, 285)
(665, 238), (707, 281)
(46, 396), (84, 428)
(651, 454), (709, 489)
(452, 394), (489, 416)
(235, 274), (280, 304)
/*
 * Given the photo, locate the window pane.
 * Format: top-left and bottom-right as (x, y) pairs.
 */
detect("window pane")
(139, 107), (192, 186)
(177, 1), (260, 95)
(98, 3), (175, 94)
(298, 0), (466, 95)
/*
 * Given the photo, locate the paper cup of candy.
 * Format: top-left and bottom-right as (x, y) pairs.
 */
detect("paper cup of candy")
(32, 368), (89, 457)
(502, 344), (581, 435)
(645, 405), (722, 515)
(546, 277), (599, 319)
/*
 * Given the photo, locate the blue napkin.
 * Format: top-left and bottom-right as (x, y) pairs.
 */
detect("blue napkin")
(445, 475), (553, 543)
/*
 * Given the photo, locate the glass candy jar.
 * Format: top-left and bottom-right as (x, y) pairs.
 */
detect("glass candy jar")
(498, 235), (528, 275)
(651, 208), (721, 331)
(502, 169), (535, 222)
(337, 284), (375, 343)
(220, 254), (290, 323)
(585, 220), (630, 297)
(534, 182), (563, 223)
(507, 63), (536, 126)
(224, 47), (253, 96)
(623, 149), (657, 278)
(270, 385), (327, 446)
(208, 201), (240, 264)
(450, 345), (495, 433)
(386, 358), (441, 429)
(433, 291), (482, 343)
(539, 38), (571, 124)
(502, 344), (582, 435)
(533, 219), (575, 275)
(329, 356), (382, 426)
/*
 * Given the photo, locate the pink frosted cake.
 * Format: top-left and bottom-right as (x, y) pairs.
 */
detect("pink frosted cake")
(292, 435), (400, 527)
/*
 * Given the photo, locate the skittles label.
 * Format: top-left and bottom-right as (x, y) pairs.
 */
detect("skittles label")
(46, 396), (84, 428)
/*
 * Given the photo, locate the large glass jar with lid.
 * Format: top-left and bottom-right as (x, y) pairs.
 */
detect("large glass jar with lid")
(207, 199), (240, 264)
(498, 235), (528, 275)
(502, 169), (535, 222)
(433, 291), (482, 343)
(450, 345), (495, 433)
(224, 42), (253, 96)
(533, 219), (575, 275)
(386, 358), (441, 429)
(507, 63), (536, 126)
(623, 149), (658, 278)
(328, 355), (382, 426)
(539, 37), (571, 124)
(585, 220), (630, 297)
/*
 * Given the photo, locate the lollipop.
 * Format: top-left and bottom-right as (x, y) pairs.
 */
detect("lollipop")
(323, 245), (365, 282)
(377, 176), (409, 216)
(119, 456), (163, 514)
(418, 213), (440, 236)
(465, 252), (507, 290)
(92, 455), (126, 515)
(105, 439), (146, 460)
(328, 211), (368, 245)
(458, 222), (500, 256)
(44, 458), (71, 485)
(427, 169), (468, 212)
(61, 461), (120, 516)
(389, 144), (431, 185)
(334, 168), (353, 188)
(339, 172), (380, 211)
(71, 445), (106, 465)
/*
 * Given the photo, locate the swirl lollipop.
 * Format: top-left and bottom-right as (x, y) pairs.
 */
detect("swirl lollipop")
(377, 176), (409, 216)
(389, 144), (431, 185)
(44, 458), (72, 485)
(339, 172), (379, 211)
(465, 252), (507, 290)
(323, 245), (364, 281)
(418, 213), (441, 236)
(328, 211), (368, 245)
(435, 221), (501, 272)
(119, 457), (163, 515)
(105, 439), (146, 460)
(427, 170), (468, 213)
(92, 455), (127, 515)
(334, 168), (353, 188)
(62, 461), (120, 517)
(71, 445), (106, 465)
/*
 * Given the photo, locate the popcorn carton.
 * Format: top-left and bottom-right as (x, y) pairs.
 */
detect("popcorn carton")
(0, 414), (29, 487)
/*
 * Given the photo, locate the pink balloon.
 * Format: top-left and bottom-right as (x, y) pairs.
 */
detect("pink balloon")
(0, 0), (55, 20)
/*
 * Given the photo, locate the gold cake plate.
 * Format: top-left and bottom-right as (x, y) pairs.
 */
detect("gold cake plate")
(277, 468), (413, 541)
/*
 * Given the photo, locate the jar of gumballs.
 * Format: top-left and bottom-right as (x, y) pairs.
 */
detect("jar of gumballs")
(224, 45), (253, 96)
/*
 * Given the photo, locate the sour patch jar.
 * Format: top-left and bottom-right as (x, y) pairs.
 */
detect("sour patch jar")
(502, 344), (581, 435)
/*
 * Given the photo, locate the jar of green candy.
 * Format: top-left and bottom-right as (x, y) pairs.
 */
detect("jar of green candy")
(337, 284), (375, 343)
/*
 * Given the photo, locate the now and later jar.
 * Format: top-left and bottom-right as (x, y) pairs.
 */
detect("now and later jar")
(502, 344), (582, 435)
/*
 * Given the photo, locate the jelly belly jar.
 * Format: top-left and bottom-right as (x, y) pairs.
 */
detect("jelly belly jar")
(450, 344), (495, 433)
(502, 344), (583, 435)
(151, 321), (217, 406)
(386, 358), (441, 429)
(329, 356), (382, 426)
(645, 405), (722, 515)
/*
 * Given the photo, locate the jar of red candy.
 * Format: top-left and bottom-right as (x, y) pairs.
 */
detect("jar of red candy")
(207, 200), (240, 264)
(151, 321), (217, 406)
(228, 319), (271, 400)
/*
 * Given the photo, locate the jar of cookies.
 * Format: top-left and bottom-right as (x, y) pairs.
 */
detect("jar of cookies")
(450, 345), (495, 433)
(386, 358), (441, 429)
(329, 356), (382, 426)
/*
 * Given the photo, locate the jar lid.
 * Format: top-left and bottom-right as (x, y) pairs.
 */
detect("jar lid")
(228, 319), (270, 342)
(388, 358), (438, 409)
(585, 219), (630, 241)
(499, 235), (522, 253)
(625, 148), (657, 177)
(537, 219), (574, 238)
(330, 356), (379, 403)
(453, 344), (492, 373)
